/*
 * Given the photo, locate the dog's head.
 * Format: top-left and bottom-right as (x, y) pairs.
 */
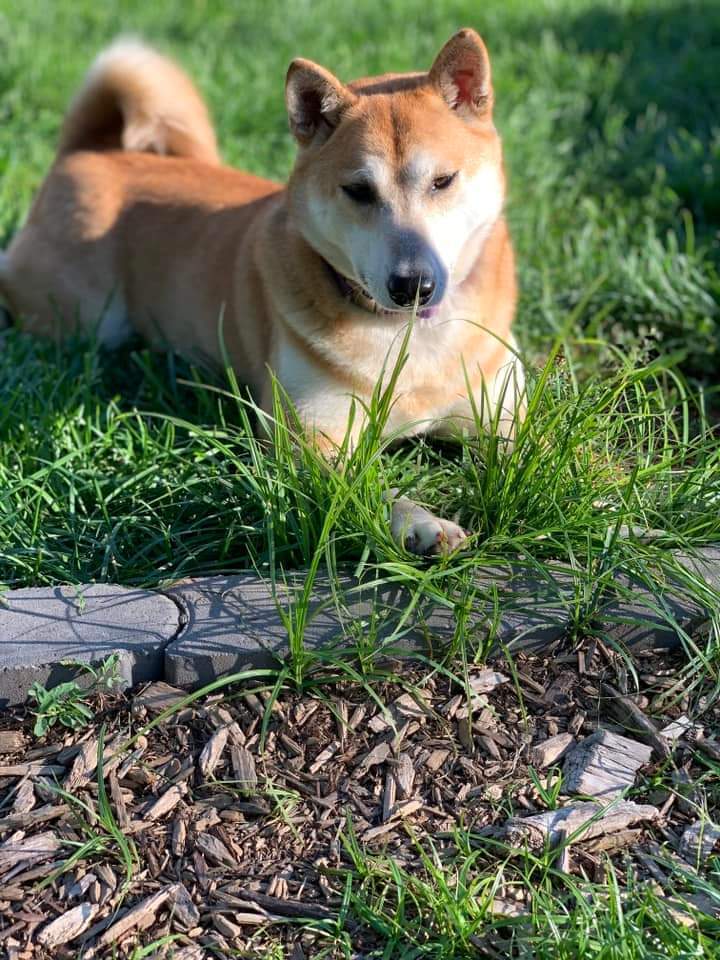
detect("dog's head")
(285, 29), (505, 318)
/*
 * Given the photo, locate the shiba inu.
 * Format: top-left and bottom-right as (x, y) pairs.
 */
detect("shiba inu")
(0, 30), (523, 553)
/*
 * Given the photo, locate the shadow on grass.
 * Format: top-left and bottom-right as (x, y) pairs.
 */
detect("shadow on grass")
(551, 1), (720, 231)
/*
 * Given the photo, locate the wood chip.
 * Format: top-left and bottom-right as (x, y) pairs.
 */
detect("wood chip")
(348, 705), (367, 729)
(356, 741), (391, 773)
(169, 881), (200, 929)
(468, 670), (508, 694)
(0, 764), (65, 777)
(243, 692), (266, 718)
(67, 873), (98, 899)
(266, 868), (292, 899)
(116, 737), (148, 780)
(364, 799), (423, 840)
(491, 898), (528, 918)
(563, 729), (652, 799)
(64, 737), (99, 792)
(172, 816), (188, 857)
(601, 682), (670, 759)
(198, 726), (229, 779)
(392, 692), (430, 722)
(393, 753), (415, 799)
(368, 713), (391, 734)
(0, 803), (69, 832)
(695, 738), (720, 762)
(457, 717), (473, 751)
(679, 821), (720, 865)
(144, 782), (188, 821)
(584, 827), (643, 853)
(172, 948), (206, 960)
(382, 768), (397, 822)
(660, 716), (700, 743)
(37, 903), (98, 948)
(108, 770), (129, 831)
(230, 746), (257, 791)
(455, 695), (489, 721)
(133, 681), (187, 714)
(394, 798), (423, 819)
(11, 779), (35, 816)
(543, 671), (577, 706)
(195, 832), (236, 867)
(309, 741), (339, 775)
(278, 732), (303, 757)
(505, 800), (660, 848)
(223, 888), (334, 921)
(0, 731), (25, 754)
(95, 861), (117, 895)
(97, 887), (172, 946)
(214, 913), (243, 937)
(425, 749), (450, 772)
(531, 733), (575, 769)
(477, 735), (501, 760)
(0, 832), (61, 873)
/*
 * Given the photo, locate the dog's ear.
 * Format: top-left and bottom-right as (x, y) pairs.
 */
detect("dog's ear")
(429, 29), (493, 120)
(286, 59), (356, 145)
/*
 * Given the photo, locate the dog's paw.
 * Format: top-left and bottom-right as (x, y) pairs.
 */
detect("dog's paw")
(404, 514), (468, 556)
(388, 493), (468, 557)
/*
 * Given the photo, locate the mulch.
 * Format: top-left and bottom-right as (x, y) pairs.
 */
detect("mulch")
(1, 637), (719, 958)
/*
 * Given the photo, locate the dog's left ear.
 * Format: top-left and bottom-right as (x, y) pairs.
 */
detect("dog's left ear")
(429, 29), (493, 120)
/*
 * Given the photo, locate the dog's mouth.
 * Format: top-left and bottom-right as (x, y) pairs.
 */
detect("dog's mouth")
(325, 261), (440, 321)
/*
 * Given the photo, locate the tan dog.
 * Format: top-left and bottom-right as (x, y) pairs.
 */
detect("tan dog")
(0, 30), (522, 553)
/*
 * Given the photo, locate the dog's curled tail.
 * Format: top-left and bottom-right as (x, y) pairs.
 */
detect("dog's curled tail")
(57, 38), (220, 164)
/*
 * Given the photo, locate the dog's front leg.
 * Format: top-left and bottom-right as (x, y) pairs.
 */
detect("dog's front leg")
(307, 434), (469, 557)
(288, 394), (468, 557)
(385, 488), (468, 557)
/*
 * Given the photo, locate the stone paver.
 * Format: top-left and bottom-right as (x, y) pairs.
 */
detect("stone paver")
(0, 585), (180, 706)
(2, 546), (719, 701)
(163, 566), (577, 688)
(598, 547), (720, 650)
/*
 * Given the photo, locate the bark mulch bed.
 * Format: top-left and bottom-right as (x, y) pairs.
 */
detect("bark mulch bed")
(1, 638), (719, 958)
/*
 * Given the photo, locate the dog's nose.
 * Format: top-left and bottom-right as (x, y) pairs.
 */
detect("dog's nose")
(387, 272), (436, 307)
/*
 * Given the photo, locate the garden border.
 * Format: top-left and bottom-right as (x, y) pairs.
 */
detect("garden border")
(1, 548), (719, 706)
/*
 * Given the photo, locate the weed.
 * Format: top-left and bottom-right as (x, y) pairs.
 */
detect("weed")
(27, 654), (123, 737)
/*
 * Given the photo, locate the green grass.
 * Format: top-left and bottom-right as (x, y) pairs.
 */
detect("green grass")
(342, 827), (720, 958)
(1, 1), (720, 956)
(0, 0), (718, 594)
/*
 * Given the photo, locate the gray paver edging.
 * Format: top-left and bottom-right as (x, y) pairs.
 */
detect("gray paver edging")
(0, 585), (180, 707)
(597, 547), (720, 651)
(161, 565), (576, 688)
(1, 547), (718, 705)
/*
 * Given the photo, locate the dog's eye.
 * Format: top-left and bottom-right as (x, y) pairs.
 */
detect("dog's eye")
(431, 173), (457, 192)
(341, 182), (376, 205)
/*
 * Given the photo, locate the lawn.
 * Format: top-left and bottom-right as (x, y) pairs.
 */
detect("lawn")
(1, 0), (719, 956)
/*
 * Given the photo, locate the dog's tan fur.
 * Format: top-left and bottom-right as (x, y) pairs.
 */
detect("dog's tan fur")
(0, 30), (522, 455)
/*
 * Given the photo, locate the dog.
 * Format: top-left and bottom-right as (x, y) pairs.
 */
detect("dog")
(0, 30), (522, 554)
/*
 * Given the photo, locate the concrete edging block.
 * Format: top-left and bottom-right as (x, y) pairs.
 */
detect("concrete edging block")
(1, 546), (718, 703)
(0, 584), (180, 707)
(162, 566), (577, 688)
(597, 547), (720, 651)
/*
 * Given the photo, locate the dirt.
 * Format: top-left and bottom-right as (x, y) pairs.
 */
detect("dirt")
(0, 638), (718, 958)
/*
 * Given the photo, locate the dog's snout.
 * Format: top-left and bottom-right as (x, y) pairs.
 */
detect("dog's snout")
(387, 272), (436, 307)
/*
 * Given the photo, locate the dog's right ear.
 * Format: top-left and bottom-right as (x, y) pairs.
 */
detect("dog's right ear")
(286, 59), (356, 145)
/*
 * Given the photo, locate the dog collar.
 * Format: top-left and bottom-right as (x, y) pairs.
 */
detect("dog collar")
(324, 259), (368, 303)
(323, 259), (401, 316)
(322, 258), (441, 321)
